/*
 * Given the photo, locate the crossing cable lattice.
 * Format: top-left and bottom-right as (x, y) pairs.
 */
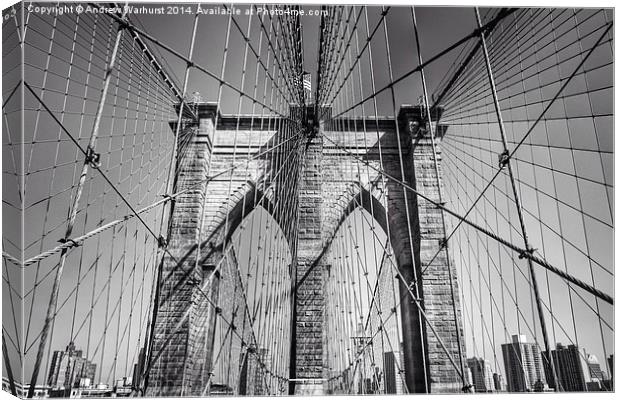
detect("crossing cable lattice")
(27, 11), (128, 396)
(311, 5), (612, 394)
(437, 7), (613, 392)
(474, 6), (558, 389)
(135, 5), (306, 396)
(411, 6), (467, 389)
(320, 131), (612, 306)
(1, 4), (613, 397)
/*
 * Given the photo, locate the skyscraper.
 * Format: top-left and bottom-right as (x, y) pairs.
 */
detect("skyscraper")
(493, 372), (504, 391)
(587, 353), (607, 381)
(47, 342), (97, 390)
(383, 352), (397, 394)
(544, 343), (589, 391)
(466, 357), (495, 392)
(132, 347), (146, 391)
(501, 335), (547, 392)
(382, 345), (405, 394)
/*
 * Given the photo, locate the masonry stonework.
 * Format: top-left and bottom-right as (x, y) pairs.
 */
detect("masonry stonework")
(319, 106), (465, 393)
(146, 105), (217, 397)
(400, 106), (465, 393)
(293, 129), (326, 396)
(147, 104), (464, 396)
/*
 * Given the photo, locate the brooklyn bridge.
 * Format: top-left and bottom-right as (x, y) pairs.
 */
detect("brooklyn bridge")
(1, 3), (614, 397)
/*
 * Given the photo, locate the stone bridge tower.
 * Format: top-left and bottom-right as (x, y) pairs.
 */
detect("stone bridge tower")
(144, 102), (465, 396)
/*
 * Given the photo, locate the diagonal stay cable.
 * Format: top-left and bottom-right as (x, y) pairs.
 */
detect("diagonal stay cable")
(2, 79), (21, 108)
(2, 330), (18, 396)
(155, 137), (304, 311)
(439, 9), (607, 115)
(26, 14), (127, 393)
(419, 18), (613, 288)
(412, 5), (466, 385)
(23, 81), (180, 266)
(22, 129), (303, 286)
(226, 5), (300, 109)
(330, 8), (516, 119)
(124, 15), (185, 104)
(321, 133), (612, 305)
(320, 6), (363, 105)
(1, 252), (21, 266)
(440, 137), (613, 276)
(103, 9), (292, 121)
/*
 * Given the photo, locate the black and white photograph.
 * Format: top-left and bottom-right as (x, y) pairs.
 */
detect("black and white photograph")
(0, 0), (615, 398)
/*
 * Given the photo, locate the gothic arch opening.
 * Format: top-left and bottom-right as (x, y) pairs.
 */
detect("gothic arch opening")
(322, 206), (409, 394)
(206, 206), (294, 396)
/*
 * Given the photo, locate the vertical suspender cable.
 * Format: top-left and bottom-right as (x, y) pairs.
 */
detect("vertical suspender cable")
(411, 7), (467, 390)
(27, 7), (128, 397)
(474, 7), (558, 391)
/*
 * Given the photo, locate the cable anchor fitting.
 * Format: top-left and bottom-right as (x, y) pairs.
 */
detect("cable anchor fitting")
(160, 193), (175, 205)
(498, 150), (510, 169)
(518, 246), (536, 259)
(157, 235), (167, 248)
(58, 237), (81, 248)
(85, 146), (101, 168)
